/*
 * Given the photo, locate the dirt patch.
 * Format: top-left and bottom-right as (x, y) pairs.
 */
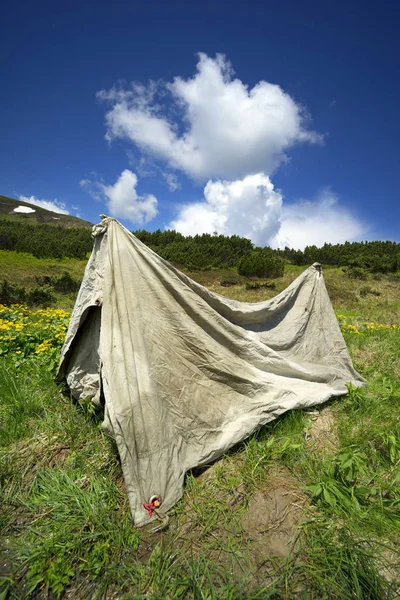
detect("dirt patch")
(306, 407), (338, 454)
(139, 462), (309, 587)
(378, 547), (400, 592)
(46, 444), (70, 468)
(150, 457), (250, 578)
(241, 467), (308, 568)
(0, 550), (13, 578)
(9, 434), (70, 471)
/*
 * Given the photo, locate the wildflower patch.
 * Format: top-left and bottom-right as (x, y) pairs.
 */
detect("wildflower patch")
(0, 303), (70, 370)
(337, 313), (399, 336)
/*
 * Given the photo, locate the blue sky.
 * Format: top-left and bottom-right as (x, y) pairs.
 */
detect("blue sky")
(1, 0), (398, 248)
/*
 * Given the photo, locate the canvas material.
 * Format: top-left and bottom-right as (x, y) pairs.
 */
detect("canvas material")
(57, 218), (364, 526)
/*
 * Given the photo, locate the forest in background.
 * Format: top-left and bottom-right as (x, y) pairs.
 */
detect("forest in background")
(133, 229), (400, 275)
(1, 218), (399, 279)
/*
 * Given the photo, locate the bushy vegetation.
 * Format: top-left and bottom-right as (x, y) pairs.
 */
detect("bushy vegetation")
(281, 240), (400, 273)
(238, 248), (284, 278)
(114, 228), (399, 276)
(2, 218), (399, 277)
(134, 228), (255, 270)
(0, 272), (81, 308)
(244, 280), (276, 291)
(0, 280), (56, 307)
(0, 219), (92, 259)
(34, 272), (81, 294)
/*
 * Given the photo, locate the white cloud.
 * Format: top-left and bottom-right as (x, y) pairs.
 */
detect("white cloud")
(163, 172), (181, 192)
(271, 188), (367, 249)
(169, 173), (282, 245)
(82, 170), (158, 225)
(79, 178), (103, 201)
(19, 195), (69, 215)
(97, 53), (367, 248)
(13, 205), (36, 213)
(98, 53), (322, 181)
(169, 177), (366, 249)
(103, 169), (158, 224)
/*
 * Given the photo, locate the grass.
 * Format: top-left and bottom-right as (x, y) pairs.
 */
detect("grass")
(0, 250), (87, 310)
(0, 250), (87, 286)
(1, 264), (400, 598)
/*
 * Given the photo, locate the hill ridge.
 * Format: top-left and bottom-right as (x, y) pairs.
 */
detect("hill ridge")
(0, 194), (92, 229)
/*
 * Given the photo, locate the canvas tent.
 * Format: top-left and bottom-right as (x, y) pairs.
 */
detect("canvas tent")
(57, 217), (364, 527)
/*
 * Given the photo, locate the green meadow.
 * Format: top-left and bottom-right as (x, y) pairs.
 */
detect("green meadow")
(1, 250), (399, 599)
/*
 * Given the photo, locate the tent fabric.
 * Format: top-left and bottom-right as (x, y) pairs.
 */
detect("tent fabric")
(57, 217), (364, 527)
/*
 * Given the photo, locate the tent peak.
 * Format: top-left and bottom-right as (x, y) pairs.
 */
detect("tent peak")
(92, 216), (118, 238)
(312, 262), (322, 275)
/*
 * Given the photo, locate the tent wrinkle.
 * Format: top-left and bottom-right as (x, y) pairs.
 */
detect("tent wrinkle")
(57, 217), (364, 527)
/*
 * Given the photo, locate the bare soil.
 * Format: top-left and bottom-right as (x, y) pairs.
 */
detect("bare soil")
(241, 467), (308, 569)
(306, 407), (338, 454)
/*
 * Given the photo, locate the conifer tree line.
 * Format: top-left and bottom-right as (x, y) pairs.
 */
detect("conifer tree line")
(0, 220), (93, 259)
(133, 230), (400, 275)
(133, 229), (254, 270)
(0, 219), (398, 276)
(278, 241), (400, 274)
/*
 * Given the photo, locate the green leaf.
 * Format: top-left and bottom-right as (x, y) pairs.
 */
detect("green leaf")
(305, 484), (323, 498)
(323, 487), (336, 507)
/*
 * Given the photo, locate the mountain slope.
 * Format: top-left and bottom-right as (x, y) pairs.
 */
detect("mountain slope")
(0, 195), (92, 228)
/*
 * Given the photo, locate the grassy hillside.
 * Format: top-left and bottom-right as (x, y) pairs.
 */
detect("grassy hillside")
(2, 247), (399, 311)
(0, 195), (92, 228)
(0, 250), (87, 286)
(1, 251), (400, 598)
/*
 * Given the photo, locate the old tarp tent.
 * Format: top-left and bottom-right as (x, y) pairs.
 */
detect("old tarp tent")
(57, 217), (363, 526)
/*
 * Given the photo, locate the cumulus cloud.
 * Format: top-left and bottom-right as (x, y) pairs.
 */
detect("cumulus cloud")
(169, 173), (282, 245)
(169, 177), (366, 249)
(81, 170), (158, 225)
(97, 53), (367, 247)
(98, 53), (322, 181)
(103, 170), (158, 224)
(19, 195), (69, 214)
(271, 188), (367, 249)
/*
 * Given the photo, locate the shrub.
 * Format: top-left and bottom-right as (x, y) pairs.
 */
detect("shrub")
(34, 275), (53, 287)
(54, 272), (81, 293)
(0, 280), (27, 304)
(56, 274), (79, 293)
(0, 219), (92, 259)
(244, 281), (276, 291)
(238, 250), (284, 278)
(220, 276), (241, 287)
(27, 285), (56, 306)
(35, 273), (81, 294)
(0, 280), (55, 307)
(345, 267), (369, 280)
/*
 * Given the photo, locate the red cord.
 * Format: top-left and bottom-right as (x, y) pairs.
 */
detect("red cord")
(143, 501), (157, 517)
